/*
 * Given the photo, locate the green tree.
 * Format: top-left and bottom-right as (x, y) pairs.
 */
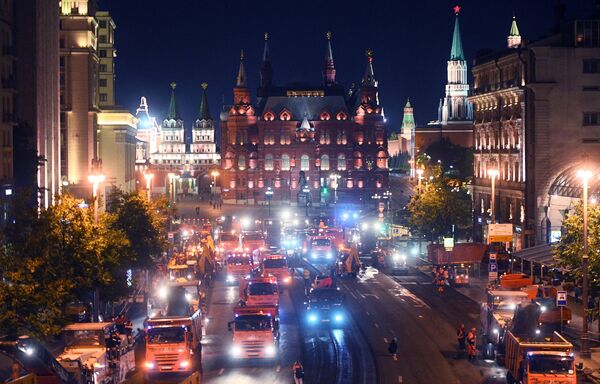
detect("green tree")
(0, 194), (132, 338)
(108, 191), (169, 269)
(406, 166), (472, 242)
(554, 201), (600, 289)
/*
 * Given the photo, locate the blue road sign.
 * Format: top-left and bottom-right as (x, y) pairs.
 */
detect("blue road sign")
(489, 262), (498, 273)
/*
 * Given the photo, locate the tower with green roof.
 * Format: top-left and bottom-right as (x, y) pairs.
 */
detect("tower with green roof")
(507, 15), (522, 48)
(439, 5), (472, 125)
(192, 83), (216, 155)
(158, 82), (186, 158)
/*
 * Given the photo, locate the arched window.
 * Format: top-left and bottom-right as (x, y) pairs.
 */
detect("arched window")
(265, 154), (274, 171)
(337, 154), (346, 171)
(238, 155), (246, 170)
(353, 151), (363, 169)
(300, 154), (310, 171)
(320, 155), (330, 171)
(281, 154), (290, 171)
(264, 111), (275, 121)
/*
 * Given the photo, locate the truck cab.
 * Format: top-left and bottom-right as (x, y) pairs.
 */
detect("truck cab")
(240, 276), (279, 307)
(308, 236), (335, 262)
(218, 232), (239, 255)
(225, 254), (252, 284)
(144, 312), (202, 378)
(262, 256), (291, 286)
(229, 306), (279, 359)
(481, 290), (529, 346)
(242, 231), (266, 254)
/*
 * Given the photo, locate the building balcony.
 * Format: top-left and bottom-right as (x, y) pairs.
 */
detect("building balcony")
(1, 77), (15, 89)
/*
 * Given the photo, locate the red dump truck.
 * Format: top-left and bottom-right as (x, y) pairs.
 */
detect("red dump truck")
(427, 243), (487, 265)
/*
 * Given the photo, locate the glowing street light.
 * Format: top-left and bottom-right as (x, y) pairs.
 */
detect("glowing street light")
(88, 172), (106, 224)
(329, 173), (341, 223)
(265, 187), (274, 218)
(578, 168), (593, 357)
(211, 170), (220, 186)
(416, 168), (424, 193)
(487, 168), (499, 223)
(144, 172), (154, 201)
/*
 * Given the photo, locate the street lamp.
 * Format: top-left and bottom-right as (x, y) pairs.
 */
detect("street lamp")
(383, 190), (392, 221)
(488, 168), (499, 223)
(168, 173), (180, 205)
(416, 168), (424, 193)
(144, 172), (154, 201)
(211, 170), (220, 186)
(265, 186), (274, 218)
(329, 173), (341, 223)
(88, 172), (106, 224)
(578, 168), (593, 357)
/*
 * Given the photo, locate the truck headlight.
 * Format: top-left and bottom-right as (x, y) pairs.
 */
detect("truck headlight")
(185, 293), (192, 302)
(179, 360), (190, 368)
(230, 346), (242, 357)
(265, 345), (276, 357)
(283, 277), (291, 284)
(144, 361), (155, 370)
(493, 328), (499, 334)
(334, 313), (344, 322)
(326, 252), (332, 259)
(226, 274), (234, 282)
(308, 313), (318, 323)
(311, 253), (317, 259)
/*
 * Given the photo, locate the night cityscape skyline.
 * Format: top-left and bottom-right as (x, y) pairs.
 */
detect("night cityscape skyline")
(106, 0), (595, 130)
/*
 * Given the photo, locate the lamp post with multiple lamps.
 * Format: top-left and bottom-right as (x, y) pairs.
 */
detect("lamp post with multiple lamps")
(168, 173), (180, 206)
(144, 172), (154, 201)
(578, 168), (593, 357)
(265, 186), (274, 218)
(88, 163), (105, 323)
(487, 168), (499, 224)
(329, 173), (341, 223)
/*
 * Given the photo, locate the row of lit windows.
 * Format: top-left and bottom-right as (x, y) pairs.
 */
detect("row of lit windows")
(263, 110), (348, 122)
(475, 127), (522, 150)
(475, 159), (522, 182)
(228, 177), (383, 190)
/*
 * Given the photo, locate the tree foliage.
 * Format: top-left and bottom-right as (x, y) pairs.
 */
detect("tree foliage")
(422, 138), (473, 180)
(0, 192), (168, 339)
(554, 201), (600, 289)
(406, 166), (472, 241)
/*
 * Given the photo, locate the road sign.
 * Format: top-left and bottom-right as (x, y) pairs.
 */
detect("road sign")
(168, 232), (174, 239)
(489, 261), (498, 281)
(557, 291), (567, 307)
(489, 252), (497, 261)
(443, 237), (454, 251)
(488, 223), (513, 243)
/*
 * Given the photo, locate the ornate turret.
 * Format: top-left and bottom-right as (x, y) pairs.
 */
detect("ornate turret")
(361, 48), (377, 87)
(439, 5), (472, 124)
(166, 82), (180, 120)
(231, 50), (254, 116)
(507, 15), (522, 48)
(260, 32), (273, 88)
(197, 82), (212, 123)
(236, 49), (247, 87)
(323, 32), (336, 86)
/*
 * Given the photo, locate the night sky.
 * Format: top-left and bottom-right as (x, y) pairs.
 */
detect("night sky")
(103, 0), (596, 134)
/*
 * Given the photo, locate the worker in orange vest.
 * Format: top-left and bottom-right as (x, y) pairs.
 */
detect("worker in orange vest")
(466, 328), (477, 360)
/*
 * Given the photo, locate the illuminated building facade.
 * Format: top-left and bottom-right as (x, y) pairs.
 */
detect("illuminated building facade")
(220, 34), (389, 206)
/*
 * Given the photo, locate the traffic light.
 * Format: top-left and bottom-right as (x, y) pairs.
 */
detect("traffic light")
(321, 186), (329, 196)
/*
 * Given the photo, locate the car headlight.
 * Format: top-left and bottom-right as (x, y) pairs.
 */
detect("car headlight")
(265, 345), (276, 357)
(230, 346), (242, 357)
(308, 313), (318, 323)
(144, 361), (155, 369)
(334, 313), (344, 322)
(493, 328), (499, 334)
(179, 360), (190, 368)
(311, 253), (317, 259)
(226, 274), (234, 282)
(326, 252), (332, 259)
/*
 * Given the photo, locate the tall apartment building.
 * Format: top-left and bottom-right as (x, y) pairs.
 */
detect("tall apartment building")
(60, 0), (99, 194)
(470, 16), (600, 247)
(95, 11), (116, 108)
(0, 0), (15, 195)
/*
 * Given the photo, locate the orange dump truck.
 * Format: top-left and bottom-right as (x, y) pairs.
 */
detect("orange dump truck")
(504, 330), (575, 384)
(229, 306), (279, 359)
(427, 243), (486, 265)
(262, 255), (292, 286)
(225, 254), (252, 285)
(240, 276), (279, 307)
(500, 273), (533, 290)
(144, 311), (202, 379)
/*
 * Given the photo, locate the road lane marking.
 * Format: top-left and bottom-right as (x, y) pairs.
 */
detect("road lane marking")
(218, 368), (224, 375)
(374, 323), (379, 328)
(276, 365), (281, 372)
(418, 315), (423, 318)
(383, 337), (388, 343)
(393, 355), (398, 361)
(366, 311), (370, 316)
(398, 376), (403, 382)
(349, 291), (357, 299)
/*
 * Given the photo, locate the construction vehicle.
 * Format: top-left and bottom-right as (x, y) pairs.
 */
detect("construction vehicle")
(450, 265), (470, 286)
(225, 253), (252, 284)
(308, 236), (335, 262)
(337, 244), (361, 277)
(481, 290), (529, 349)
(57, 322), (135, 384)
(240, 276), (280, 307)
(261, 255), (292, 286)
(504, 304), (575, 384)
(242, 231), (266, 254)
(228, 306), (279, 359)
(218, 232), (239, 255)
(305, 287), (346, 327)
(144, 311), (202, 379)
(167, 254), (196, 282)
(500, 273), (533, 290)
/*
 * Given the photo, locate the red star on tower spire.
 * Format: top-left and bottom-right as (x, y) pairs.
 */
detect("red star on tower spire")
(453, 5), (461, 15)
